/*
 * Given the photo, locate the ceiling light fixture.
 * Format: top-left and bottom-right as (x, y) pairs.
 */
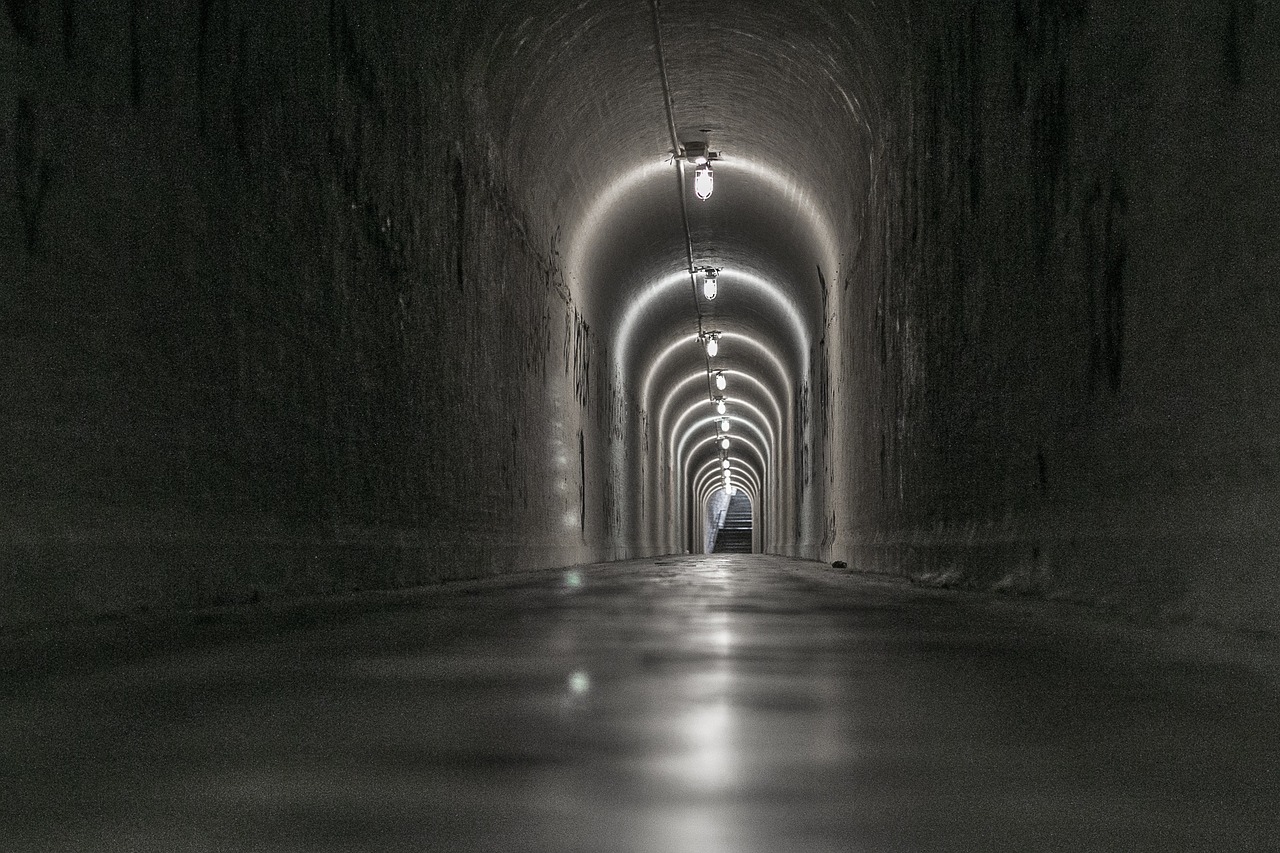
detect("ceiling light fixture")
(720, 437), (730, 450)
(714, 396), (727, 415)
(695, 161), (714, 200)
(697, 267), (721, 300)
(680, 141), (720, 201)
(714, 370), (727, 391)
(704, 331), (720, 358)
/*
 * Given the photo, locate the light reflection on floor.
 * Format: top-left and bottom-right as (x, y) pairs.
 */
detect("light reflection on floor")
(1, 555), (1277, 853)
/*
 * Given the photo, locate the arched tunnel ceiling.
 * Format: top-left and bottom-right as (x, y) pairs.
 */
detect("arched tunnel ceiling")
(467, 0), (901, 528)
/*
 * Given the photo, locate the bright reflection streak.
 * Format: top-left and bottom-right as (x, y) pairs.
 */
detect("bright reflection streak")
(725, 157), (841, 279)
(612, 269), (687, 383)
(726, 268), (812, 373)
(640, 333), (703, 412)
(566, 158), (670, 314)
(680, 701), (732, 785)
(704, 611), (732, 653)
(654, 666), (736, 790)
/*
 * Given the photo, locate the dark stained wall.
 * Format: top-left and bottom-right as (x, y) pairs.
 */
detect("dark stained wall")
(0, 1), (625, 624)
(834, 0), (1280, 630)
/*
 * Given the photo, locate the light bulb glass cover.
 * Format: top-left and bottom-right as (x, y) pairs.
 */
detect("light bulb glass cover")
(720, 437), (730, 449)
(722, 459), (731, 469)
(719, 418), (730, 432)
(715, 371), (727, 391)
(715, 399), (726, 415)
(694, 163), (714, 200)
(705, 335), (718, 357)
(702, 273), (717, 300)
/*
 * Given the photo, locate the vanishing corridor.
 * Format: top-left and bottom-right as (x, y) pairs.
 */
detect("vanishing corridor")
(2, 1), (1278, 849)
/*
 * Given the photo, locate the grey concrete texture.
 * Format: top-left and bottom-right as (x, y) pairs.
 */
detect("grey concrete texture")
(1, 1), (1278, 631)
(2, 555), (1278, 851)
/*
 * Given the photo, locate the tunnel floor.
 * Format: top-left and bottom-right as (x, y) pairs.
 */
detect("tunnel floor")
(1, 555), (1277, 852)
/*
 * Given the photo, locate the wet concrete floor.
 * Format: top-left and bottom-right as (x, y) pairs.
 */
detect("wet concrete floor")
(1, 555), (1278, 851)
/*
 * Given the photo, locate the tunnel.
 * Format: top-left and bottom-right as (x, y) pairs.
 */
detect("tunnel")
(2, 1), (1279, 849)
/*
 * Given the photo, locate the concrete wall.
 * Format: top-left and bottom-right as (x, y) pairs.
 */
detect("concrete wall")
(0, 1), (636, 625)
(832, 0), (1280, 631)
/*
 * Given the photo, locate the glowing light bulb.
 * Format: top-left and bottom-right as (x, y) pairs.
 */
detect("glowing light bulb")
(715, 399), (726, 415)
(720, 437), (730, 450)
(719, 418), (730, 432)
(722, 459), (731, 470)
(705, 334), (718, 357)
(702, 272), (718, 300)
(715, 371), (727, 391)
(694, 162), (714, 200)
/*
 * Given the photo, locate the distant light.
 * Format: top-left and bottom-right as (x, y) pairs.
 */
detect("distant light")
(694, 162), (714, 200)
(719, 418), (730, 432)
(715, 399), (726, 415)
(564, 570), (583, 589)
(714, 371), (727, 391)
(721, 459), (731, 469)
(570, 671), (591, 695)
(720, 437), (730, 450)
(705, 334), (719, 358)
(702, 271), (718, 300)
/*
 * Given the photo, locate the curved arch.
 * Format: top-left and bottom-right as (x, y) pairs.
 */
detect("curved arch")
(656, 369), (786, 457)
(615, 267), (812, 384)
(669, 396), (778, 474)
(641, 332), (792, 419)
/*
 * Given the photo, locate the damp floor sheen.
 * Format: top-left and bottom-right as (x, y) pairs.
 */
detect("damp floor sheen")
(1, 555), (1277, 852)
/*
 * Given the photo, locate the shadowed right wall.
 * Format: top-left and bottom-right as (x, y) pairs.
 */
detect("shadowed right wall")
(826, 0), (1280, 630)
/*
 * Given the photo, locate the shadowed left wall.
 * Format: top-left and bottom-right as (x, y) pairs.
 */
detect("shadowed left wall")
(0, 1), (627, 625)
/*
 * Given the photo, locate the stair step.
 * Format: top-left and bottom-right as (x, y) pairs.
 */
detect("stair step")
(713, 492), (753, 553)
